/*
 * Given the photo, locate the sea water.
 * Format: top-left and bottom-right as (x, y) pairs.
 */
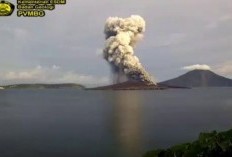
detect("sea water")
(0, 88), (232, 157)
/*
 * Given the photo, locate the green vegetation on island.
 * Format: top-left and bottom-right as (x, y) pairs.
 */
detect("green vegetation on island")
(1, 83), (85, 89)
(144, 129), (232, 157)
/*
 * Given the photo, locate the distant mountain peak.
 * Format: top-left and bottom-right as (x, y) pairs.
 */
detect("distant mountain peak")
(160, 70), (232, 87)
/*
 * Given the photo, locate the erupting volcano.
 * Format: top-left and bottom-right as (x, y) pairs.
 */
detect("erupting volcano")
(103, 15), (156, 85)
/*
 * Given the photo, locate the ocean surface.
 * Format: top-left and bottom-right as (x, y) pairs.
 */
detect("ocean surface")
(0, 88), (232, 157)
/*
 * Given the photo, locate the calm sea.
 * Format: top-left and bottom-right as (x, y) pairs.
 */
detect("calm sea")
(0, 88), (232, 157)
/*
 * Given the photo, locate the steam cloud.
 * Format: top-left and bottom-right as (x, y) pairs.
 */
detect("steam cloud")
(103, 15), (155, 85)
(182, 64), (211, 71)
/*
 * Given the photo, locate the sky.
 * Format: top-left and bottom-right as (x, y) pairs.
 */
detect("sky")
(0, 0), (232, 86)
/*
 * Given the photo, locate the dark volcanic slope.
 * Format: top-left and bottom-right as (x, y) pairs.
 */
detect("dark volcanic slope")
(88, 81), (165, 90)
(160, 70), (232, 87)
(88, 81), (189, 90)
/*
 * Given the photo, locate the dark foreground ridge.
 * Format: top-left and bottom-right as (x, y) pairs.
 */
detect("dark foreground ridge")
(144, 129), (232, 157)
(1, 83), (85, 89)
(88, 81), (189, 90)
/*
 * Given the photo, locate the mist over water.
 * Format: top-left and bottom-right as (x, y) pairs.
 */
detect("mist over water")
(0, 88), (232, 157)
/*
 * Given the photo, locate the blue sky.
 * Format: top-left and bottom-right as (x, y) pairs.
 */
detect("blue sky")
(0, 0), (232, 86)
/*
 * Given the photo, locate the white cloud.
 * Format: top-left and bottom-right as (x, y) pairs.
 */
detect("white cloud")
(182, 64), (211, 71)
(0, 65), (110, 87)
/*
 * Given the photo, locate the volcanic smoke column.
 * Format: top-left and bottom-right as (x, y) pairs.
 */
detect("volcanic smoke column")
(103, 15), (156, 85)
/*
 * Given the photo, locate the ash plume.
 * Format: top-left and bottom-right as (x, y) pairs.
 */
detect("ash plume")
(103, 15), (156, 85)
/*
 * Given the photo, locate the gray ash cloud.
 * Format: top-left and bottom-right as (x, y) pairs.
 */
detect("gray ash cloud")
(103, 15), (155, 85)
